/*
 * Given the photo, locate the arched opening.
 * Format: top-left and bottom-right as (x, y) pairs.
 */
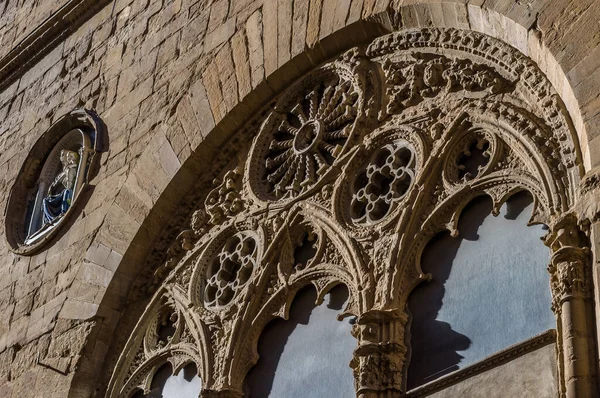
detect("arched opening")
(94, 10), (588, 396)
(130, 362), (201, 398)
(245, 284), (356, 397)
(407, 192), (554, 389)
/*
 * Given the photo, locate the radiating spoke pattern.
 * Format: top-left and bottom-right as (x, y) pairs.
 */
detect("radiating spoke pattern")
(263, 75), (359, 200)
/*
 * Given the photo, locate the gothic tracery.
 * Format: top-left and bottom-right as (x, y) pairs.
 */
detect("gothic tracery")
(107, 28), (583, 398)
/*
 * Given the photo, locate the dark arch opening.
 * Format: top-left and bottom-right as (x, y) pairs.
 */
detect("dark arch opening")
(244, 284), (356, 397)
(407, 192), (553, 389)
(131, 362), (201, 398)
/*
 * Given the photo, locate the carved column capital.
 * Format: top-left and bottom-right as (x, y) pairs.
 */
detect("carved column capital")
(545, 213), (592, 313)
(548, 248), (592, 313)
(350, 310), (408, 397)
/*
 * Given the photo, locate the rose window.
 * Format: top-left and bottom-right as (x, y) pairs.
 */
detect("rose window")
(350, 142), (416, 223)
(260, 72), (360, 200)
(203, 232), (257, 308)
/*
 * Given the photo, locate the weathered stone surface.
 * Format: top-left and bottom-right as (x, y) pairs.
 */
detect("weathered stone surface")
(0, 1), (599, 397)
(423, 344), (558, 397)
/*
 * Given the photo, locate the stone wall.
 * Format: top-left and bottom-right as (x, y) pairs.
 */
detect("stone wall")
(0, 0), (598, 397)
(0, 0), (69, 59)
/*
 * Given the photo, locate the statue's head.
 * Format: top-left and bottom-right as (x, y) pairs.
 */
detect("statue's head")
(59, 149), (79, 167)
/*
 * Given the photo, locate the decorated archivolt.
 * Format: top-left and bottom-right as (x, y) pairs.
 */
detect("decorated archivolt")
(106, 28), (586, 397)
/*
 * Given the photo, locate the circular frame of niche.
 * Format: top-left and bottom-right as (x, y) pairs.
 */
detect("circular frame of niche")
(5, 108), (105, 255)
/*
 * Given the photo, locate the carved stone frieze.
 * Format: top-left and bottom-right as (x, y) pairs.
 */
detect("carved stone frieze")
(108, 28), (584, 397)
(380, 54), (511, 115)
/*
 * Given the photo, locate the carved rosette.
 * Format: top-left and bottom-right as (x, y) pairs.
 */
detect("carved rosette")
(443, 128), (499, 186)
(107, 27), (584, 398)
(190, 228), (262, 313)
(334, 126), (427, 235)
(247, 60), (367, 203)
(143, 298), (182, 352)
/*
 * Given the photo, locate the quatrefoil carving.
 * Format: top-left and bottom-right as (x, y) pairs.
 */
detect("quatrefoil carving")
(203, 232), (257, 308)
(350, 142), (416, 224)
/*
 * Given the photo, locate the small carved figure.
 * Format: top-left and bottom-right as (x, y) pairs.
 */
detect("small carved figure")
(42, 149), (79, 224)
(205, 168), (244, 225)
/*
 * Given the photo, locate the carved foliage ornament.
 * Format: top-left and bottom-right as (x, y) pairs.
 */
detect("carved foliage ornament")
(5, 109), (104, 255)
(107, 28), (582, 397)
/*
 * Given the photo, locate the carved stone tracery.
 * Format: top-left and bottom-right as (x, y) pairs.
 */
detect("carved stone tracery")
(350, 141), (416, 224)
(203, 231), (257, 308)
(107, 27), (586, 398)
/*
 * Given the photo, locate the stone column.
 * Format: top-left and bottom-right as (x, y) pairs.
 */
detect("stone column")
(546, 214), (598, 397)
(350, 310), (408, 397)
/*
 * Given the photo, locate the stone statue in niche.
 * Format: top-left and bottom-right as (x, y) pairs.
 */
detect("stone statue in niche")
(25, 134), (89, 245)
(42, 149), (79, 224)
(5, 109), (103, 255)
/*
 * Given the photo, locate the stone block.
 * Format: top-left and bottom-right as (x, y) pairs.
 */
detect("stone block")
(277, 0), (293, 67)
(201, 58), (224, 122)
(208, 0), (229, 33)
(204, 17), (235, 53)
(246, 9), (265, 88)
(319, 0), (338, 40)
(263, 0), (278, 76)
(59, 299), (99, 321)
(231, 30), (252, 99)
(78, 261), (114, 289)
(347, 0), (364, 25)
(306, 0), (323, 47)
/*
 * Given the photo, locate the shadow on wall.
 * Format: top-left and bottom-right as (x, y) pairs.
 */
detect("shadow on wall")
(245, 285), (356, 398)
(131, 362), (201, 398)
(407, 192), (554, 390)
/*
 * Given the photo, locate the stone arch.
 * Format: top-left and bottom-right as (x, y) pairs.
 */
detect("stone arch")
(64, 2), (598, 397)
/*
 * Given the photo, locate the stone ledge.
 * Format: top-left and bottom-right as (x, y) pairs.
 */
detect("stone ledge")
(0, 0), (112, 92)
(405, 330), (557, 397)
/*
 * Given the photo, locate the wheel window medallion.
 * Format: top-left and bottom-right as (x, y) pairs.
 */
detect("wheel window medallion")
(247, 63), (365, 202)
(5, 109), (104, 255)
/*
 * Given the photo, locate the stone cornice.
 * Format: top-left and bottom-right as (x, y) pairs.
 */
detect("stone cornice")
(0, 0), (112, 92)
